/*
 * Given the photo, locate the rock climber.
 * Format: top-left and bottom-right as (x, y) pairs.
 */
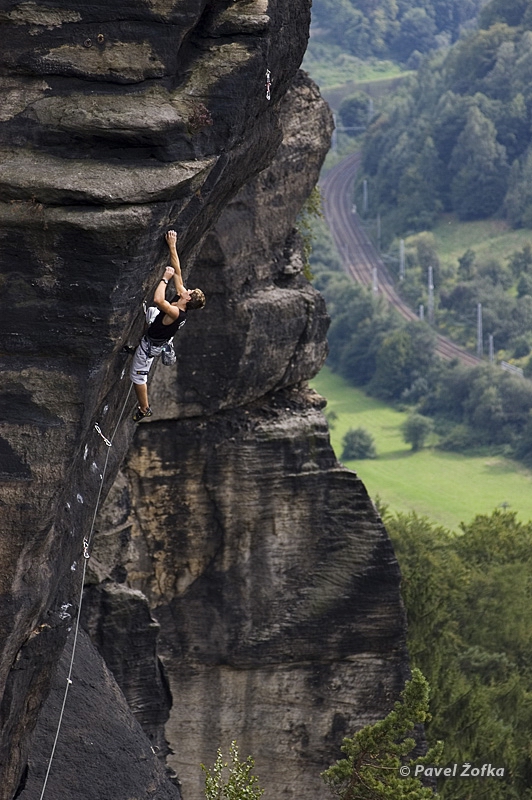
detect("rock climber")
(129, 230), (205, 422)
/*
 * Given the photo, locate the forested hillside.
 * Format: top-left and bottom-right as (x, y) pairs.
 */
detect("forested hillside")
(388, 509), (532, 800)
(360, 0), (532, 234)
(307, 0), (532, 461)
(311, 228), (532, 466)
(311, 0), (484, 66)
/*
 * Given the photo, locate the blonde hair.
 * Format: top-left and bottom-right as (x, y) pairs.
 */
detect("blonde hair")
(186, 288), (206, 310)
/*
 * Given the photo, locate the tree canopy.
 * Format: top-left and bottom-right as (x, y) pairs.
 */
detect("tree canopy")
(311, 0), (484, 64)
(358, 1), (532, 234)
(387, 510), (532, 799)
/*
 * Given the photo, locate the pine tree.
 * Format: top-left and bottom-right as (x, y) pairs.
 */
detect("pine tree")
(322, 668), (442, 800)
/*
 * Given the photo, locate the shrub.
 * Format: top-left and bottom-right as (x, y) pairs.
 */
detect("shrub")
(202, 742), (264, 800)
(341, 427), (377, 460)
(437, 423), (480, 452)
(402, 413), (433, 451)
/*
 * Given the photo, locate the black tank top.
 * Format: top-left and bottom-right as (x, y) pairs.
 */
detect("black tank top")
(147, 308), (187, 342)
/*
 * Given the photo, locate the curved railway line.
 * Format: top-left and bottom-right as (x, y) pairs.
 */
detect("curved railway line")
(320, 152), (481, 367)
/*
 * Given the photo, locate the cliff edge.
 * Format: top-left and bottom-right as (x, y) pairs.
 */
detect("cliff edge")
(0, 2), (408, 799)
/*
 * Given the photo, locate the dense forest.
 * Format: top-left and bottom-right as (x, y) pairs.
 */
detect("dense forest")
(359, 0), (532, 233)
(387, 509), (532, 799)
(311, 0), (485, 65)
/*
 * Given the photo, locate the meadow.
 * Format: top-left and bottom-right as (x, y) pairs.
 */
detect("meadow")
(302, 43), (407, 92)
(431, 214), (532, 268)
(311, 366), (532, 531)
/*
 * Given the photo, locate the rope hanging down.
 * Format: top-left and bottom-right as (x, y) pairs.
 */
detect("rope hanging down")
(38, 382), (133, 800)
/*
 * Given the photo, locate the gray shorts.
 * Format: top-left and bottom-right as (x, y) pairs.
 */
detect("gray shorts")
(130, 336), (164, 385)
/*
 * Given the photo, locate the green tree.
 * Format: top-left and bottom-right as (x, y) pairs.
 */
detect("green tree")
(450, 105), (509, 219)
(402, 413), (433, 450)
(480, 0), (529, 29)
(397, 137), (445, 230)
(341, 427), (377, 460)
(508, 243), (532, 276)
(457, 248), (476, 279)
(339, 92), (371, 134)
(445, 24), (515, 94)
(202, 742), (264, 800)
(517, 273), (532, 298)
(387, 510), (532, 799)
(503, 151), (532, 228)
(322, 668), (442, 800)
(369, 322), (437, 401)
(391, 7), (437, 62)
(313, 270), (400, 387)
(476, 256), (513, 288)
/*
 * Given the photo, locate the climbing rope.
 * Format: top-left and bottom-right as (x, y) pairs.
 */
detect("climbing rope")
(38, 381), (134, 800)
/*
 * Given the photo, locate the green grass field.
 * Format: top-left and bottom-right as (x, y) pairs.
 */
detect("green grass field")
(311, 366), (532, 531)
(302, 44), (407, 92)
(431, 214), (532, 268)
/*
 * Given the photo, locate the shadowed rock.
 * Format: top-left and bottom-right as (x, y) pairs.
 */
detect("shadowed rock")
(0, 1), (314, 797)
(17, 628), (181, 800)
(84, 69), (409, 800)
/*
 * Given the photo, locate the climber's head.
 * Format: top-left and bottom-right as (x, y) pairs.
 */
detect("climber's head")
(170, 289), (205, 310)
(185, 288), (206, 310)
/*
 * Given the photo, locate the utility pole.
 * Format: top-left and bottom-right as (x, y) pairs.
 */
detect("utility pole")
(377, 212), (381, 252)
(331, 113), (337, 152)
(419, 304), (424, 321)
(368, 97), (374, 123)
(489, 334), (494, 363)
(363, 179), (368, 214)
(372, 267), (378, 293)
(427, 266), (434, 324)
(477, 303), (483, 357)
(399, 239), (405, 281)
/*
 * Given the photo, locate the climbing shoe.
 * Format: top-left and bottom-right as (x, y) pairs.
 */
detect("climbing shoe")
(132, 406), (153, 423)
(122, 345), (136, 354)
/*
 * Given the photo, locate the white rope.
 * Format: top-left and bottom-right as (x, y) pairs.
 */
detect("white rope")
(38, 382), (134, 800)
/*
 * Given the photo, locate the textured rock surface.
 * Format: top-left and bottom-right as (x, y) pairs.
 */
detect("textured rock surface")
(91, 392), (408, 800)
(0, 1), (315, 797)
(83, 69), (409, 800)
(150, 70), (332, 419)
(17, 628), (181, 800)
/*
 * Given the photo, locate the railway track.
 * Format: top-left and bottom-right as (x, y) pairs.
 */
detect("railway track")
(320, 152), (481, 367)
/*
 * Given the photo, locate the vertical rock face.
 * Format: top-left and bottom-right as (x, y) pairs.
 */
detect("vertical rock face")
(92, 397), (408, 800)
(17, 629), (181, 800)
(85, 71), (409, 800)
(0, 2), (318, 798)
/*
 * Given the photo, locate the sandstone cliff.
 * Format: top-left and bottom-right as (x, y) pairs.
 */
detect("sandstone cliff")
(0, 2), (409, 799)
(80, 72), (409, 800)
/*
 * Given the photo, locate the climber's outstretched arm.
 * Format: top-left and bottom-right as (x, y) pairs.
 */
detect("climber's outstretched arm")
(165, 230), (186, 296)
(153, 265), (177, 312)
